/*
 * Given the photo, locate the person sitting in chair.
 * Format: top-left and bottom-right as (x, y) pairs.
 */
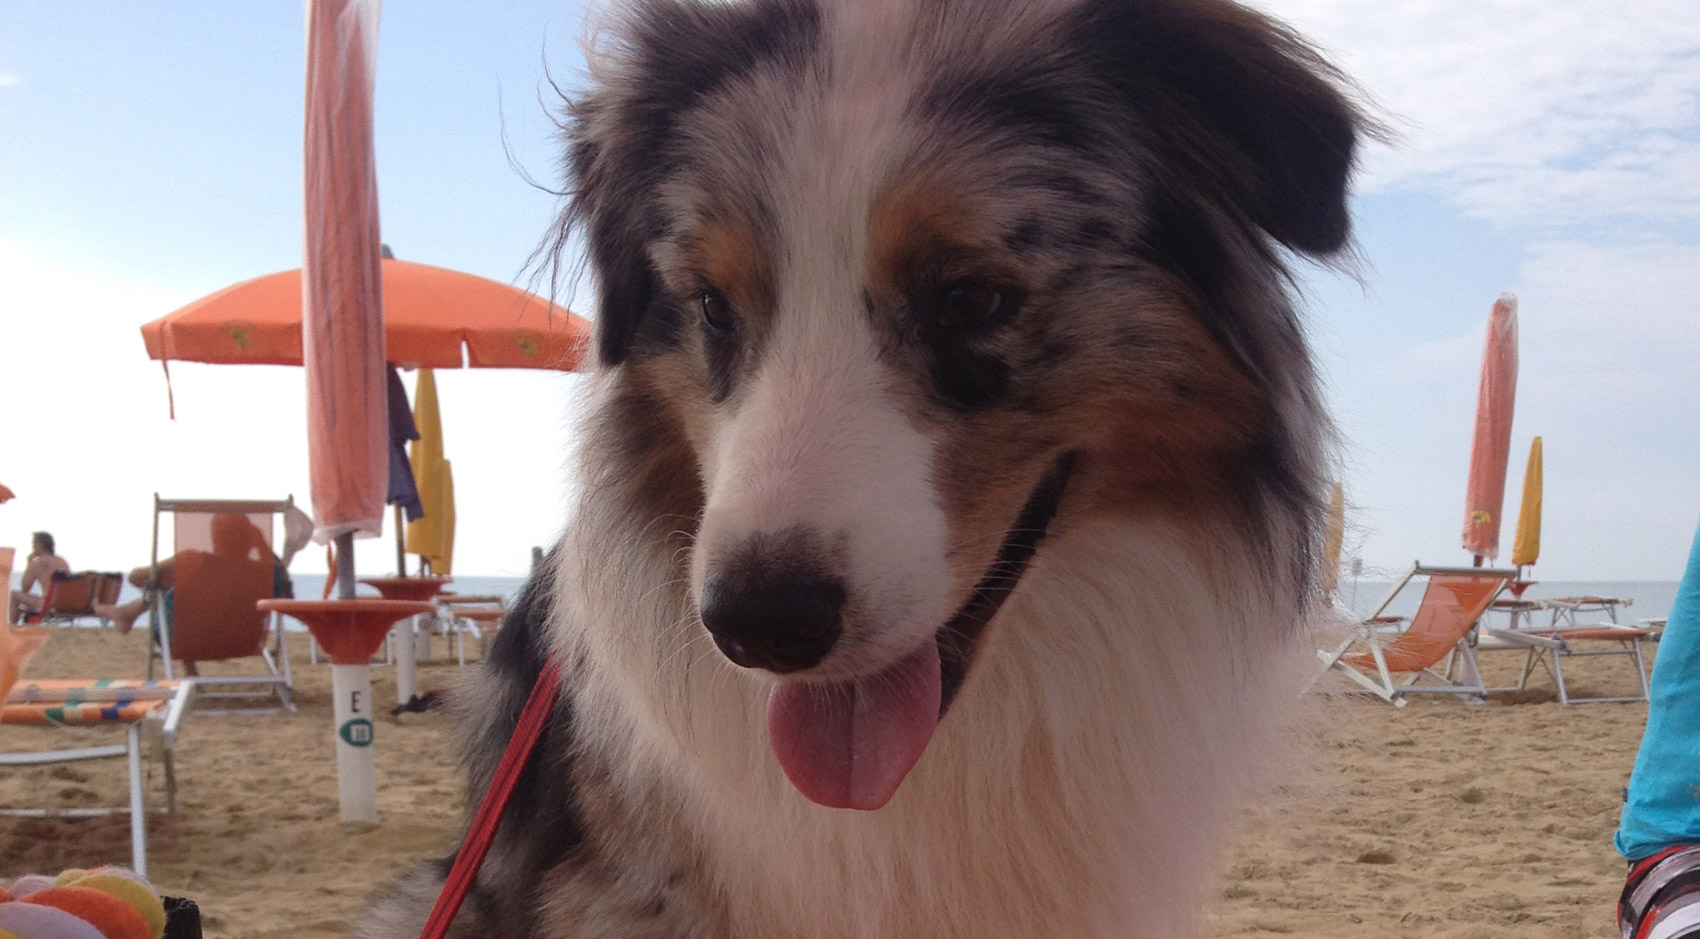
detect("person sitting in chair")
(94, 514), (292, 676)
(9, 532), (70, 624)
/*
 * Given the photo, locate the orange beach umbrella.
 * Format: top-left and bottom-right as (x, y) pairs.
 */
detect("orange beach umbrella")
(1461, 293), (1520, 563)
(141, 257), (590, 372)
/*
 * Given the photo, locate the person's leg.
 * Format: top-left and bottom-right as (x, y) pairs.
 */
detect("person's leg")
(1617, 522), (1700, 938)
(9, 589), (42, 622)
(92, 597), (150, 635)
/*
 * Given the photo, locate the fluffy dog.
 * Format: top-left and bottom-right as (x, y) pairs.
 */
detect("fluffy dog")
(357, 0), (1362, 935)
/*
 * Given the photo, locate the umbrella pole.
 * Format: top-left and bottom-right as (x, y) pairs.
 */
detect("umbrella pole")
(394, 505), (406, 577)
(336, 532), (358, 600)
(394, 613), (420, 707)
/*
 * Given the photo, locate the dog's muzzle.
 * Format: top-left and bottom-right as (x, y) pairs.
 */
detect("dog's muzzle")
(699, 453), (1077, 812)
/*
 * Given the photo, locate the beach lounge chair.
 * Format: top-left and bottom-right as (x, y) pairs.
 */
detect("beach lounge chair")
(147, 496), (296, 712)
(27, 570), (125, 626)
(0, 547), (194, 877)
(1309, 563), (1516, 706)
(437, 593), (507, 665)
(1478, 598), (1655, 704)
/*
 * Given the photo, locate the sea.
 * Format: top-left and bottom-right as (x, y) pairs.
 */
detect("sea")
(8, 571), (531, 630)
(11, 571), (1682, 629)
(1340, 579), (1680, 625)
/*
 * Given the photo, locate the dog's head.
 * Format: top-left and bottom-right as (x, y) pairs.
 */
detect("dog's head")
(558, 0), (1361, 810)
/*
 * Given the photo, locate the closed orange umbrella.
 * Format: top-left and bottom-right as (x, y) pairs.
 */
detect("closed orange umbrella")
(1461, 293), (1519, 563)
(303, 0), (386, 548)
(140, 257), (589, 371)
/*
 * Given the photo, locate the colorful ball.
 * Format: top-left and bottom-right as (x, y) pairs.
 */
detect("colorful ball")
(0, 901), (108, 939)
(21, 886), (150, 939)
(6, 876), (55, 900)
(66, 875), (165, 939)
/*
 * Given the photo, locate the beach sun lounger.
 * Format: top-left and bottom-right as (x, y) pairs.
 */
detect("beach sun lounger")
(1309, 563), (1515, 706)
(1479, 599), (1654, 704)
(1, 547), (195, 877)
(0, 678), (193, 878)
(436, 593), (507, 665)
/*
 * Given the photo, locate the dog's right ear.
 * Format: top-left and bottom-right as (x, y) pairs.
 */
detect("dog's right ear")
(1068, 0), (1362, 256)
(562, 0), (821, 367)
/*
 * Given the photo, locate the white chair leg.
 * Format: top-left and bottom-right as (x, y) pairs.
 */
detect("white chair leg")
(1633, 640), (1652, 700)
(127, 723), (148, 878)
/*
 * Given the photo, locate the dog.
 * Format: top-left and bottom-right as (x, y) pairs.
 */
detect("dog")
(356, 0), (1362, 935)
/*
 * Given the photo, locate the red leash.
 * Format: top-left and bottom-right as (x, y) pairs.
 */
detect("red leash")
(419, 656), (563, 939)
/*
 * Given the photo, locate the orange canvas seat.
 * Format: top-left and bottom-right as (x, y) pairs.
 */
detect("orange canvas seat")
(26, 570), (125, 626)
(147, 496), (298, 712)
(3, 678), (183, 724)
(1524, 626), (1654, 642)
(1311, 564), (1514, 706)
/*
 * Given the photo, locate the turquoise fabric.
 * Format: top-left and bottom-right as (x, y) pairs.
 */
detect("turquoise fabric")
(1616, 522), (1700, 861)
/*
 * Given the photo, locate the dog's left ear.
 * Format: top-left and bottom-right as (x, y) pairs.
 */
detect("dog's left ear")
(1073, 0), (1361, 255)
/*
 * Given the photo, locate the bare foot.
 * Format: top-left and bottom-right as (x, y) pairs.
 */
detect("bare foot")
(95, 601), (145, 635)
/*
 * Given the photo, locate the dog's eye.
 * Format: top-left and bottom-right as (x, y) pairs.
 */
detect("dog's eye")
(698, 290), (736, 334)
(935, 281), (1013, 330)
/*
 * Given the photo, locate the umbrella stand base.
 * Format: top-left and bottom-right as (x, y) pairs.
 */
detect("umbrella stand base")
(359, 578), (451, 707)
(256, 599), (435, 830)
(333, 663), (379, 831)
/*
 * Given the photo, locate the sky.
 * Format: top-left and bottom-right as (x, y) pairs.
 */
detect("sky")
(1, 0), (1696, 582)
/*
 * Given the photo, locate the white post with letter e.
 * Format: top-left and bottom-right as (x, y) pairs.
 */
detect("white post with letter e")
(332, 663), (378, 830)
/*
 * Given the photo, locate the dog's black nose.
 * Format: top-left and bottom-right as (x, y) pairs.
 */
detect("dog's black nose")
(700, 571), (844, 674)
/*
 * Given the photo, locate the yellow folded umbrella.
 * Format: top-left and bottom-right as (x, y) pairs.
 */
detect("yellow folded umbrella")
(431, 460), (455, 576)
(1320, 481), (1345, 593)
(405, 369), (454, 574)
(1511, 437), (1542, 568)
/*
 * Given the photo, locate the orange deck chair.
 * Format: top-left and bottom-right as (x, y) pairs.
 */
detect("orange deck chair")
(28, 570), (125, 626)
(1309, 563), (1515, 706)
(1, 547), (194, 877)
(147, 496), (296, 712)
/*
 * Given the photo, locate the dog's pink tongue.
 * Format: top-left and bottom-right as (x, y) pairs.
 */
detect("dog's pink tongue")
(766, 640), (941, 811)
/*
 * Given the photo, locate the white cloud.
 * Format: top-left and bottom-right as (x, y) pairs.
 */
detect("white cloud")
(1258, 0), (1700, 225)
(0, 73), (20, 88)
(1248, 0), (1700, 585)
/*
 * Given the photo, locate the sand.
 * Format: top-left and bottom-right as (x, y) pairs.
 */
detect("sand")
(2, 626), (1654, 938)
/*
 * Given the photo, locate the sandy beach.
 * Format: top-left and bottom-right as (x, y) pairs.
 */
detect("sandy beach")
(1, 624), (1653, 938)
